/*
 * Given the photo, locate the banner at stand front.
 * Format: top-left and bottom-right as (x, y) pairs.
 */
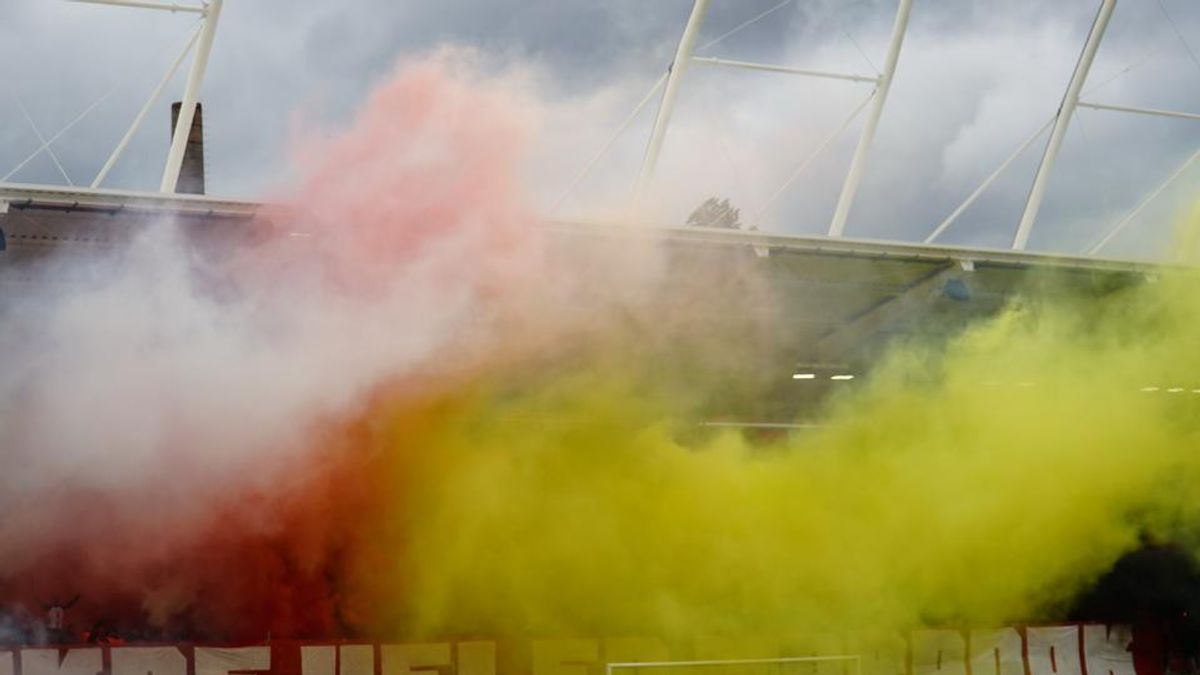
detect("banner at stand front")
(0, 624), (1152, 675)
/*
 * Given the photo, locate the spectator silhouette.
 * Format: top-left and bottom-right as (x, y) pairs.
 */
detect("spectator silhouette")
(43, 595), (80, 645)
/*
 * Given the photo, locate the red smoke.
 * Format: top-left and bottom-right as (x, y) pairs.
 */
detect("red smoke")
(286, 50), (541, 295)
(0, 54), (544, 643)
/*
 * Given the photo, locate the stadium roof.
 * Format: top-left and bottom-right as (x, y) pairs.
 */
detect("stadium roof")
(0, 182), (1161, 425)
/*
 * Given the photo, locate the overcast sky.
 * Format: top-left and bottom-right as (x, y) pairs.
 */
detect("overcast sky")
(4, 0), (1200, 258)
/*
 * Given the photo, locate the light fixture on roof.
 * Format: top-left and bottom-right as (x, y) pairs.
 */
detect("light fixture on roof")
(1168, 387), (1185, 393)
(1141, 386), (1160, 392)
(831, 374), (855, 381)
(792, 373), (816, 380)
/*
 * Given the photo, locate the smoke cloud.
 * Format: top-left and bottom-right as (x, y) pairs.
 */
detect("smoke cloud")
(0, 52), (554, 640)
(4, 48), (1200, 651)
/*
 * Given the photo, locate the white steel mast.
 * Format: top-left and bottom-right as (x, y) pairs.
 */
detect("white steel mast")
(633, 0), (711, 208)
(161, 0), (223, 193)
(1013, 0), (1117, 250)
(827, 0), (912, 237)
(66, 0), (220, 194)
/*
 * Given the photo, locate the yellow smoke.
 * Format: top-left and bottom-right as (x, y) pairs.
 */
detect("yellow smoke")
(364, 215), (1200, 645)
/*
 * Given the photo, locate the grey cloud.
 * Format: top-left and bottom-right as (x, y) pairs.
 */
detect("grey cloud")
(3, 0), (1200, 258)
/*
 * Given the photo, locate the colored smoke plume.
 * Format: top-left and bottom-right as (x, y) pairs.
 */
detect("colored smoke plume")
(0, 52), (555, 640)
(6, 47), (1200, 650)
(379, 279), (1200, 639)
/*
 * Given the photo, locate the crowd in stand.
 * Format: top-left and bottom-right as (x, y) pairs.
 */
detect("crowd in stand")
(0, 597), (162, 647)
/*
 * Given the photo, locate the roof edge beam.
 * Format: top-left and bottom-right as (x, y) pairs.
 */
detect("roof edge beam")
(66, 0), (205, 14)
(1078, 100), (1200, 123)
(691, 56), (878, 84)
(814, 263), (963, 362)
